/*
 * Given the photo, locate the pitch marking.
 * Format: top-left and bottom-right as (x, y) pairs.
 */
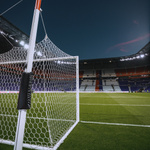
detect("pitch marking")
(81, 120), (150, 128)
(80, 103), (150, 107)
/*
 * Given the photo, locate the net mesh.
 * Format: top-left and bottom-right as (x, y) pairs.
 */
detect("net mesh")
(0, 36), (78, 149)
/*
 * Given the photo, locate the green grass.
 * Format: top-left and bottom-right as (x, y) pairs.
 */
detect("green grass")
(0, 93), (150, 150)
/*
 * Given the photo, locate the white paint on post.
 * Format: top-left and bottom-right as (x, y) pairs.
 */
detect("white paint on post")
(26, 8), (40, 73)
(14, 110), (27, 150)
(76, 56), (80, 122)
(14, 1), (41, 150)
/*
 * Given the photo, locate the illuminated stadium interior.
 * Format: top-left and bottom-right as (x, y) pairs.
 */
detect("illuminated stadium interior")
(0, 16), (150, 93)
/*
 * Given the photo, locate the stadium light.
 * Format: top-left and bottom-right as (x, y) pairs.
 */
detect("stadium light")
(120, 54), (146, 61)
(0, 31), (4, 34)
(20, 41), (25, 46)
(140, 54), (145, 58)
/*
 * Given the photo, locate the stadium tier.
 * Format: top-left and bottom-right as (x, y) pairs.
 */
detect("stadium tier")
(79, 65), (150, 92)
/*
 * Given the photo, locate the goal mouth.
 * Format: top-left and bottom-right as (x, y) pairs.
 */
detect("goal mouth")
(0, 36), (79, 150)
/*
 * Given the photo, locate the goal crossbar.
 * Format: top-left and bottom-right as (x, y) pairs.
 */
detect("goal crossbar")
(0, 56), (78, 65)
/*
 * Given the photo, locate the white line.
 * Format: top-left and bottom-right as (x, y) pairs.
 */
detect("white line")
(26, 116), (75, 123)
(80, 103), (150, 107)
(81, 120), (150, 128)
(0, 114), (75, 123)
(0, 114), (17, 117)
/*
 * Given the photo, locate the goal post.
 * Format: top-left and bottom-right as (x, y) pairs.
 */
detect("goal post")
(0, 0), (79, 148)
(14, 0), (42, 149)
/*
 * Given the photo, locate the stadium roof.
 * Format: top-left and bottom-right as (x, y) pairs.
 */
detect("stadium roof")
(0, 16), (29, 53)
(80, 42), (150, 69)
(80, 42), (150, 62)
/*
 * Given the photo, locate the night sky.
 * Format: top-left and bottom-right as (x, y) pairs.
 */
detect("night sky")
(1, 0), (150, 60)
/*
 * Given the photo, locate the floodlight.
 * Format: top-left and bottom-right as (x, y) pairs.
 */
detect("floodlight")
(0, 31), (4, 34)
(140, 54), (144, 58)
(20, 41), (25, 46)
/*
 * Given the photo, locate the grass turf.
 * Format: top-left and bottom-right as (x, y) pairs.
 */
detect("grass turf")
(0, 93), (150, 150)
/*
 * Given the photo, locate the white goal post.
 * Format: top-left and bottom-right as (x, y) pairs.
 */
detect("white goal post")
(0, 0), (79, 149)
(0, 2), (80, 148)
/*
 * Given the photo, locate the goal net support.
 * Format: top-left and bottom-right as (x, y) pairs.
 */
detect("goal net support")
(0, 36), (79, 150)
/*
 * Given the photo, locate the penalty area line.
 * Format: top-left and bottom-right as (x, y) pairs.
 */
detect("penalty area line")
(80, 121), (150, 128)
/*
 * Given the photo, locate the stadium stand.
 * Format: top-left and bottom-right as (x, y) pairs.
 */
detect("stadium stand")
(101, 68), (116, 77)
(102, 79), (121, 91)
(80, 79), (95, 91)
(80, 42), (150, 92)
(95, 70), (103, 91)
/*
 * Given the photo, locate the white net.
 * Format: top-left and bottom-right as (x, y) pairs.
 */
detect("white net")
(0, 36), (79, 150)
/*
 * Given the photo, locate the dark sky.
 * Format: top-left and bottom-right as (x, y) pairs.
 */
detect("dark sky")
(1, 0), (150, 60)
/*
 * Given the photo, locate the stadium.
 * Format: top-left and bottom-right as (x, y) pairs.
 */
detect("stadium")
(79, 42), (150, 92)
(0, 1), (150, 150)
(1, 16), (150, 93)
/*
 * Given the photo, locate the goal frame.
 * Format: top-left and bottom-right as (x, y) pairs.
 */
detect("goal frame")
(0, 56), (79, 150)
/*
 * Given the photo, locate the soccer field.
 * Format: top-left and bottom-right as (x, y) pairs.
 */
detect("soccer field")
(0, 93), (150, 150)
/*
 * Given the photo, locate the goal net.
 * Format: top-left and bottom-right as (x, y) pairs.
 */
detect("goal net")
(0, 36), (79, 150)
